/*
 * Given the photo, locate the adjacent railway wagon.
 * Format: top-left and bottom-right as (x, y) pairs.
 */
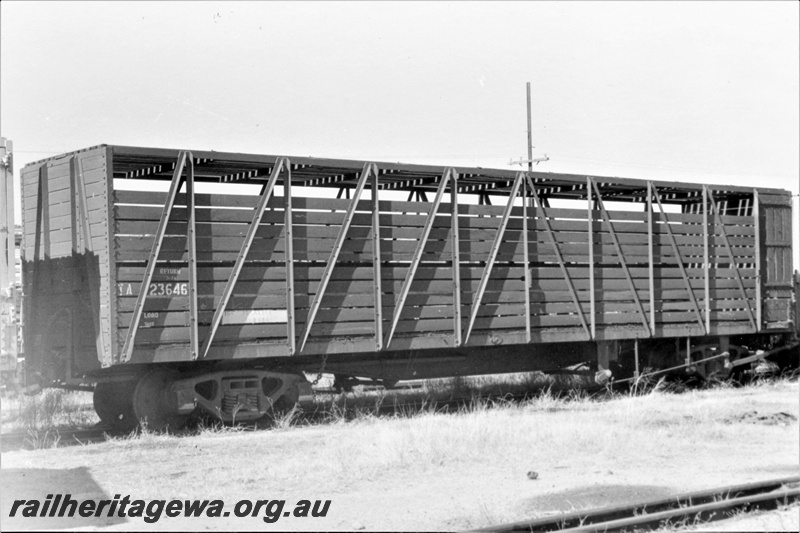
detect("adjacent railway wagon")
(20, 145), (795, 429)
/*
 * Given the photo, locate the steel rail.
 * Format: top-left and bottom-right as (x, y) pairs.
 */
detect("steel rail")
(474, 475), (800, 533)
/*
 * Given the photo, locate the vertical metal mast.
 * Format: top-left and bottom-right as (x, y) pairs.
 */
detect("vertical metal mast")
(526, 82), (533, 172)
(511, 83), (548, 168)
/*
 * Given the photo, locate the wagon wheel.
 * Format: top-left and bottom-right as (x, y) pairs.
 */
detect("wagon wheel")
(93, 380), (138, 432)
(132, 369), (188, 431)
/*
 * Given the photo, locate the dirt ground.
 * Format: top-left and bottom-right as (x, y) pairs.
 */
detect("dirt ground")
(1, 380), (798, 531)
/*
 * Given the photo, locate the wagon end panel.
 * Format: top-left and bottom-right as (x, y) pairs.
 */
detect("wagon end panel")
(21, 147), (112, 386)
(758, 191), (793, 330)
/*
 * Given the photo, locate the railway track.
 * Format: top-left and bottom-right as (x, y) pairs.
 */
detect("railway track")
(474, 476), (800, 533)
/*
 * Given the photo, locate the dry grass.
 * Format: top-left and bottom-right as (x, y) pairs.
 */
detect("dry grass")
(2, 378), (797, 530)
(47, 379), (800, 491)
(0, 389), (97, 432)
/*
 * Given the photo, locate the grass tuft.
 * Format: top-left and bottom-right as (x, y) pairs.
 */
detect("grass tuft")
(1, 389), (97, 432)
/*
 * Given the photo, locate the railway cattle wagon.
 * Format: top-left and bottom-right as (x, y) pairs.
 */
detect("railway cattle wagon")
(20, 145), (795, 429)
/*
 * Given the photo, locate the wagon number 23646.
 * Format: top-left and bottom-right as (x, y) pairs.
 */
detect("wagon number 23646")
(148, 282), (189, 296)
(116, 282), (188, 296)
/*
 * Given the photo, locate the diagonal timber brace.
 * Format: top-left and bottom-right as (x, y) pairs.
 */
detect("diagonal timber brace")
(527, 175), (591, 339)
(385, 168), (455, 348)
(299, 163), (376, 352)
(71, 156), (105, 362)
(122, 151), (191, 363)
(650, 183), (705, 333)
(589, 178), (651, 335)
(464, 172), (523, 343)
(199, 158), (288, 359)
(706, 188), (757, 330)
(186, 157), (199, 358)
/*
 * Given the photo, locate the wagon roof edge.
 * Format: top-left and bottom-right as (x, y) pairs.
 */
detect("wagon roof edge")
(20, 143), (793, 197)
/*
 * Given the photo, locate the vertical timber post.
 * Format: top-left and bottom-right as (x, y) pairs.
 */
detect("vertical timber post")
(647, 182), (655, 335)
(371, 164), (383, 350)
(753, 188), (761, 331)
(284, 160), (296, 354)
(587, 177), (596, 339)
(703, 185), (711, 333)
(186, 154), (199, 359)
(634, 339), (640, 380)
(523, 174), (531, 343)
(450, 169), (462, 347)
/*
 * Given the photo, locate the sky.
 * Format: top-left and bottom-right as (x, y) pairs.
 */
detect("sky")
(1, 1), (798, 261)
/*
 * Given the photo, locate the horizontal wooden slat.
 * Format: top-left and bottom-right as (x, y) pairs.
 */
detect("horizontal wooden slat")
(118, 304), (756, 347)
(114, 232), (756, 259)
(113, 204), (755, 237)
(113, 190), (756, 226)
(115, 264), (756, 284)
(113, 240), (756, 265)
(113, 218), (757, 249)
(113, 285), (756, 313)
(116, 297), (759, 330)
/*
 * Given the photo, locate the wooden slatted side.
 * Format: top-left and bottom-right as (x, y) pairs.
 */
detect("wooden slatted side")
(112, 187), (760, 355)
